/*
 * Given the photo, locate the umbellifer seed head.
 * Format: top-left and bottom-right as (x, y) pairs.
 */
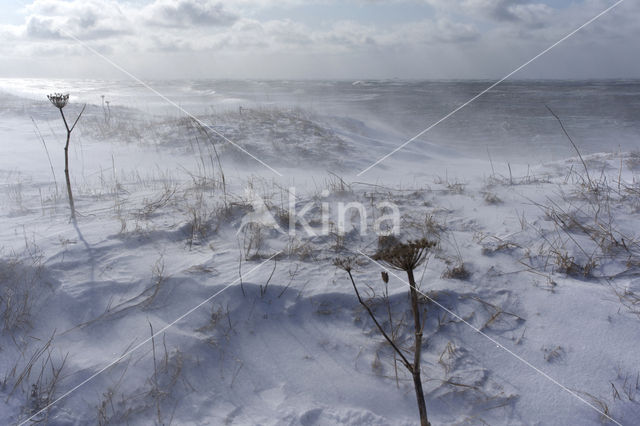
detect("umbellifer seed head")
(47, 93), (69, 109)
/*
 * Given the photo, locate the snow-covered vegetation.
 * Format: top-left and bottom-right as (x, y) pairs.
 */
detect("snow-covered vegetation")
(1, 88), (639, 425)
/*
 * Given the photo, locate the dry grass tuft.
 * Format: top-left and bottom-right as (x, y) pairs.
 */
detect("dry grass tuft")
(3, 332), (67, 424)
(552, 250), (597, 278)
(0, 251), (49, 336)
(483, 191), (503, 205)
(442, 263), (470, 280)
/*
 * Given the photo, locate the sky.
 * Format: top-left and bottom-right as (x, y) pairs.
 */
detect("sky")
(0, 0), (638, 80)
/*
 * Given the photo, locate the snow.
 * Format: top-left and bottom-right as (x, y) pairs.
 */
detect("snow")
(1, 85), (639, 425)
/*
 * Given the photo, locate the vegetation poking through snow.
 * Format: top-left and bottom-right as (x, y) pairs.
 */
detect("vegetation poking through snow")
(1, 93), (639, 425)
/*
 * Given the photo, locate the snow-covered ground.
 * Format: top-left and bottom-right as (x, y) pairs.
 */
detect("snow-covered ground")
(1, 88), (639, 425)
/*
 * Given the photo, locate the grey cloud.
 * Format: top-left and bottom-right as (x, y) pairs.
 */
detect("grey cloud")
(26, 39), (114, 56)
(25, 16), (63, 39)
(318, 21), (378, 48)
(150, 34), (195, 52)
(485, 0), (525, 22)
(432, 19), (479, 43)
(464, 0), (553, 27)
(25, 0), (132, 40)
(375, 19), (479, 47)
(427, 0), (553, 28)
(262, 20), (313, 46)
(144, 0), (238, 28)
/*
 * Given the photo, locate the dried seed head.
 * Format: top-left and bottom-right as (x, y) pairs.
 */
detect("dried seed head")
(381, 271), (389, 283)
(373, 238), (437, 271)
(333, 257), (354, 272)
(47, 93), (69, 109)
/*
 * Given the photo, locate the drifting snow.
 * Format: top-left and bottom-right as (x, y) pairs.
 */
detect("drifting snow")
(0, 91), (639, 425)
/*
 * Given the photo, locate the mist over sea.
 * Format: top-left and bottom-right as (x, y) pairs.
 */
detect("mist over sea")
(2, 78), (639, 163)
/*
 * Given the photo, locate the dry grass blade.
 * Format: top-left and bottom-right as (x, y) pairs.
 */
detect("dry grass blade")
(546, 105), (592, 188)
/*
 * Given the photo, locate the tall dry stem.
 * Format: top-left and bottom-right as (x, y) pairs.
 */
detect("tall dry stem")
(47, 93), (86, 219)
(336, 237), (436, 426)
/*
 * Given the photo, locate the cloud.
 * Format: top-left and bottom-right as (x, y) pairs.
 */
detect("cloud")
(25, 16), (61, 39)
(21, 0), (237, 41)
(425, 0), (553, 28)
(318, 21), (377, 49)
(507, 3), (553, 28)
(262, 19), (313, 46)
(24, 0), (132, 40)
(368, 18), (479, 48)
(465, 0), (553, 26)
(0, 0), (637, 79)
(10, 0), (241, 55)
(429, 19), (479, 43)
(149, 34), (194, 52)
(143, 0), (238, 28)
(0, 0), (558, 55)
